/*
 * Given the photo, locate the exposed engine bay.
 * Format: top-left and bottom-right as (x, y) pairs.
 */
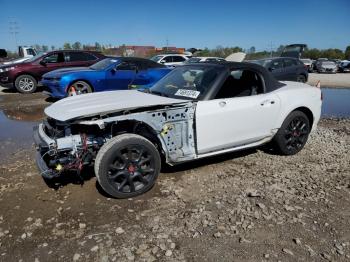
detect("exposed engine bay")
(33, 102), (196, 179)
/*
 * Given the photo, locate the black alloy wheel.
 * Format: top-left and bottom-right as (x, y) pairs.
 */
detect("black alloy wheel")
(284, 116), (309, 152)
(107, 145), (156, 193)
(272, 111), (310, 155)
(95, 134), (161, 198)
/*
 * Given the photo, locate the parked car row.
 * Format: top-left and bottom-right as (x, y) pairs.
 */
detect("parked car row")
(249, 57), (308, 83)
(1, 44), (325, 98)
(299, 58), (350, 73)
(0, 50), (105, 93)
(41, 57), (171, 98)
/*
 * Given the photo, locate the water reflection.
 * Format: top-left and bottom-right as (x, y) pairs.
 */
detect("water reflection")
(321, 88), (350, 118)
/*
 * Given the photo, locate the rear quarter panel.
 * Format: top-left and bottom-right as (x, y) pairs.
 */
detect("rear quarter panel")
(273, 82), (322, 131)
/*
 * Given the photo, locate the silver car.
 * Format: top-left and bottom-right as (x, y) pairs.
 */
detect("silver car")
(317, 61), (337, 73)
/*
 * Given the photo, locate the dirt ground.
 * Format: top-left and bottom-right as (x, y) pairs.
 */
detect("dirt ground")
(0, 90), (349, 262)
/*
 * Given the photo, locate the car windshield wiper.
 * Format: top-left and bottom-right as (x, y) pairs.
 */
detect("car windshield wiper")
(149, 90), (169, 97)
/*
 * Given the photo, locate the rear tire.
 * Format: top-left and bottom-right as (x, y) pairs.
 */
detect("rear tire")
(296, 74), (306, 83)
(15, 75), (37, 93)
(94, 134), (161, 198)
(272, 111), (310, 155)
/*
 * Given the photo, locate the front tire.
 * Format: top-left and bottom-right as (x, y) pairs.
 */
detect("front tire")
(94, 134), (161, 198)
(272, 111), (310, 155)
(67, 81), (93, 96)
(15, 75), (37, 93)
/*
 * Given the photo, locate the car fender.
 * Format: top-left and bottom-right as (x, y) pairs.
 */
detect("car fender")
(273, 82), (322, 131)
(14, 71), (38, 81)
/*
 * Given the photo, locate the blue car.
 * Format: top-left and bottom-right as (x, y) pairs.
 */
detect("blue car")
(41, 57), (171, 98)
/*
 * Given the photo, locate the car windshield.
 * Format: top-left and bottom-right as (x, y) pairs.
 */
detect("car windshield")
(186, 58), (201, 63)
(322, 61), (335, 66)
(90, 58), (119, 70)
(251, 59), (271, 67)
(148, 65), (223, 100)
(150, 55), (163, 62)
(25, 52), (46, 62)
(301, 59), (311, 63)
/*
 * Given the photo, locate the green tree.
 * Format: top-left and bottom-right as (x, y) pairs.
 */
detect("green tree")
(303, 48), (321, 60)
(41, 45), (49, 52)
(72, 41), (82, 50)
(63, 42), (72, 50)
(249, 46), (256, 54)
(33, 44), (42, 52)
(51, 45), (55, 51)
(119, 44), (127, 56)
(344, 45), (350, 60)
(95, 42), (101, 51)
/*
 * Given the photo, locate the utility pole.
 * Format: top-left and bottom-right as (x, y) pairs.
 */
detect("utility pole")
(9, 18), (19, 48)
(269, 41), (274, 58)
(166, 37), (168, 53)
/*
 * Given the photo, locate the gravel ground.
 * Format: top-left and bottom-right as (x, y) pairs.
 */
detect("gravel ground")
(0, 91), (349, 261)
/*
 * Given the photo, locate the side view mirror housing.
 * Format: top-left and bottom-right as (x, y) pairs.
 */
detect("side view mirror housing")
(268, 67), (274, 72)
(40, 60), (47, 66)
(131, 65), (138, 73)
(159, 60), (165, 64)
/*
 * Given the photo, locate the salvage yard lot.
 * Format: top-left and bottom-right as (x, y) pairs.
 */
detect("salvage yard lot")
(0, 86), (349, 261)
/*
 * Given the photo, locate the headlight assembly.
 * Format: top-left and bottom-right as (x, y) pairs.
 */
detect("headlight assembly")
(0, 66), (15, 73)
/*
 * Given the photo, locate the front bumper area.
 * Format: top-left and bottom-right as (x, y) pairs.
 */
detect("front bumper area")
(33, 124), (57, 179)
(40, 79), (67, 99)
(33, 122), (88, 179)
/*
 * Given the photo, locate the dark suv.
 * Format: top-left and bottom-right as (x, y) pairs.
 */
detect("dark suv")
(0, 50), (105, 93)
(251, 57), (308, 82)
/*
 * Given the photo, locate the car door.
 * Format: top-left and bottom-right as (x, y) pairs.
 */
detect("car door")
(131, 60), (151, 87)
(283, 58), (298, 81)
(36, 52), (66, 77)
(106, 61), (137, 90)
(195, 69), (281, 154)
(64, 51), (92, 67)
(160, 56), (173, 67)
(268, 59), (285, 80)
(171, 55), (186, 66)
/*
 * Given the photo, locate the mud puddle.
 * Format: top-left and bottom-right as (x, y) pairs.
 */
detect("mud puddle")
(0, 108), (44, 163)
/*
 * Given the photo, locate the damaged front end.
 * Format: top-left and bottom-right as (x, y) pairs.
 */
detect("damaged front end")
(33, 118), (107, 179)
(33, 101), (197, 180)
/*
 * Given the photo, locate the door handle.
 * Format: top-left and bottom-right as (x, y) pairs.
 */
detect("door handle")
(219, 101), (226, 107)
(260, 100), (275, 106)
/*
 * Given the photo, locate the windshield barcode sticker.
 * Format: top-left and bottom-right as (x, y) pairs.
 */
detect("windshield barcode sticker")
(175, 89), (200, 99)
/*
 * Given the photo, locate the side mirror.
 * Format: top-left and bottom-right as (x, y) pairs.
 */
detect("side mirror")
(159, 60), (165, 64)
(268, 67), (274, 72)
(40, 60), (47, 66)
(131, 65), (138, 73)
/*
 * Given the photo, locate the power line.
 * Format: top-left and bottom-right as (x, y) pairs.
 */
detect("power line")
(8, 18), (19, 48)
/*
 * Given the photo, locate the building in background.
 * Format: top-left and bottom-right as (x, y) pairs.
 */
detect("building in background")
(102, 45), (186, 57)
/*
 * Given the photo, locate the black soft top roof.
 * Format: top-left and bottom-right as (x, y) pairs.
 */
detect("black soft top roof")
(182, 61), (286, 94)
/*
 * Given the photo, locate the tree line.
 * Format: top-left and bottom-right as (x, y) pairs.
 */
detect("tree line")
(197, 45), (350, 60)
(5, 42), (350, 60)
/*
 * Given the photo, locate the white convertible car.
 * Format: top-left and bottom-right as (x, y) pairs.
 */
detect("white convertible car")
(34, 62), (322, 198)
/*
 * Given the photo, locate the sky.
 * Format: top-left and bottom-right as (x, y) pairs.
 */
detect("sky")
(0, 0), (349, 52)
